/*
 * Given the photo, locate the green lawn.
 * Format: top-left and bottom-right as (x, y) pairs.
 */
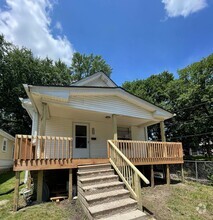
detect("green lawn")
(0, 171), (87, 220)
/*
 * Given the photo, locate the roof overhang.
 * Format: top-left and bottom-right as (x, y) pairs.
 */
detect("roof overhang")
(23, 84), (173, 122)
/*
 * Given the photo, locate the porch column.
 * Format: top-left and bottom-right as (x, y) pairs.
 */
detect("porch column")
(13, 171), (20, 211)
(160, 121), (166, 142)
(37, 103), (47, 203)
(112, 114), (117, 140)
(144, 126), (148, 141)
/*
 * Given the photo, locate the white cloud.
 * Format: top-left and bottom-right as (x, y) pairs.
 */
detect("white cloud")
(55, 21), (62, 32)
(162, 0), (207, 18)
(0, 0), (74, 65)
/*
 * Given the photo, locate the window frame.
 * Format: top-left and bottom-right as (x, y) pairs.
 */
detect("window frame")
(2, 138), (8, 152)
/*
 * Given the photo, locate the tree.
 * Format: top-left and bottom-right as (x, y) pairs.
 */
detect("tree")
(123, 57), (213, 156)
(70, 52), (112, 81)
(0, 35), (113, 136)
(123, 71), (174, 141)
(0, 36), (71, 135)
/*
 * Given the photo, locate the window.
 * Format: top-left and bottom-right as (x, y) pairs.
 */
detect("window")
(2, 138), (8, 152)
(75, 125), (87, 148)
(118, 127), (131, 140)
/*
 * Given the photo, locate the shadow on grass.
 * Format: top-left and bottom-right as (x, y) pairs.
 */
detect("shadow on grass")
(0, 171), (15, 185)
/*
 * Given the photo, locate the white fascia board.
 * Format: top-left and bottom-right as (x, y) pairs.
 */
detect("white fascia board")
(0, 129), (15, 141)
(30, 86), (70, 101)
(23, 84), (38, 114)
(19, 98), (34, 119)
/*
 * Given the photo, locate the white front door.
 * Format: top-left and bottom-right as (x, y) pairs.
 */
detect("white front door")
(73, 123), (90, 158)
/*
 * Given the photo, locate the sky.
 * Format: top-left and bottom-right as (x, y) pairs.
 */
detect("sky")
(0, 0), (213, 85)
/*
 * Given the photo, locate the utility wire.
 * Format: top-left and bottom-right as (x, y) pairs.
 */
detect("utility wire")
(170, 131), (213, 140)
(173, 100), (213, 112)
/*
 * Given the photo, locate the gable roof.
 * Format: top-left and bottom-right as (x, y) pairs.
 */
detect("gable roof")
(72, 72), (117, 87)
(23, 84), (173, 121)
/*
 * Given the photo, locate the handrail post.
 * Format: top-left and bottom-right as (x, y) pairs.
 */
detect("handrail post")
(134, 173), (142, 210)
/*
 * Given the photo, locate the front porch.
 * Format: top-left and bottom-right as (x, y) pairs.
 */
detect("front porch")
(13, 134), (183, 171)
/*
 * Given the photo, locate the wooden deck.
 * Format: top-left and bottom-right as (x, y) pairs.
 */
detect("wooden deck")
(13, 135), (183, 171)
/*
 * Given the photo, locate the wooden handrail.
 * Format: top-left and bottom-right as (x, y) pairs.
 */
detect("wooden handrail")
(14, 135), (73, 161)
(112, 140), (183, 164)
(107, 140), (149, 210)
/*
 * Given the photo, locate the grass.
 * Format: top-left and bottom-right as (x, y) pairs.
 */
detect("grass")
(142, 181), (213, 220)
(0, 171), (87, 220)
(168, 182), (213, 220)
(0, 171), (25, 194)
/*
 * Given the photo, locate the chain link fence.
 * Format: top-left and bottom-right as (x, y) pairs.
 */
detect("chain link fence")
(170, 160), (213, 185)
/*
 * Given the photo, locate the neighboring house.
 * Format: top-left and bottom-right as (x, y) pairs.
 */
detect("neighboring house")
(0, 129), (14, 173)
(13, 72), (184, 218)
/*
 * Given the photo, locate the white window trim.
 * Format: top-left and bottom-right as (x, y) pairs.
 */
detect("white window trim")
(2, 138), (8, 152)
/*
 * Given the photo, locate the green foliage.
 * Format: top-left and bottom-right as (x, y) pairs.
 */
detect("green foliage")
(123, 56), (213, 155)
(0, 35), (112, 136)
(70, 52), (112, 81)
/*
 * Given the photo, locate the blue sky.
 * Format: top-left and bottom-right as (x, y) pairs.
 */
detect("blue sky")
(0, 0), (213, 85)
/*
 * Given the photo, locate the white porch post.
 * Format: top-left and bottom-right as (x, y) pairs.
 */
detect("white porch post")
(37, 102), (47, 203)
(112, 114), (117, 140)
(24, 111), (39, 185)
(144, 126), (148, 141)
(160, 121), (166, 142)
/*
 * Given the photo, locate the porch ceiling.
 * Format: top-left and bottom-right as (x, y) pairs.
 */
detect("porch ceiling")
(48, 103), (154, 127)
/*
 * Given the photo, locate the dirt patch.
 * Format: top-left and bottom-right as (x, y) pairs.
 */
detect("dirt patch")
(142, 184), (174, 219)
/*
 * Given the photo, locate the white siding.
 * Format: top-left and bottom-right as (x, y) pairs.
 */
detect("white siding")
(131, 126), (147, 157)
(44, 116), (113, 159)
(131, 126), (145, 140)
(69, 96), (153, 119)
(82, 78), (109, 87)
(89, 121), (113, 158)
(45, 117), (72, 137)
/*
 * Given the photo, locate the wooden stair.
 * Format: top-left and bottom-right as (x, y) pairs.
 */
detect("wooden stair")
(77, 163), (148, 220)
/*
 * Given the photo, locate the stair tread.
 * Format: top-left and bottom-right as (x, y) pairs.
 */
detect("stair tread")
(83, 181), (124, 191)
(80, 174), (117, 182)
(89, 198), (137, 214)
(78, 169), (114, 175)
(98, 209), (147, 220)
(85, 189), (129, 201)
(78, 163), (110, 169)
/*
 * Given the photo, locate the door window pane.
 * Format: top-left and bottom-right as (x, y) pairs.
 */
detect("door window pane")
(76, 137), (87, 148)
(76, 125), (87, 136)
(75, 125), (87, 148)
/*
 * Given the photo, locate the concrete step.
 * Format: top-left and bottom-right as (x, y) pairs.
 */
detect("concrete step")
(81, 181), (124, 195)
(85, 189), (130, 206)
(78, 163), (111, 172)
(79, 175), (118, 186)
(77, 169), (114, 178)
(89, 198), (137, 219)
(98, 209), (147, 220)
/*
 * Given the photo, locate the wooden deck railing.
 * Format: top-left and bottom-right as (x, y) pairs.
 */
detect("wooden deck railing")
(14, 135), (73, 161)
(111, 140), (183, 165)
(107, 140), (150, 210)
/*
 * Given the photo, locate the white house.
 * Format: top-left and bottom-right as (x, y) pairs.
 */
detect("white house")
(12, 72), (183, 218)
